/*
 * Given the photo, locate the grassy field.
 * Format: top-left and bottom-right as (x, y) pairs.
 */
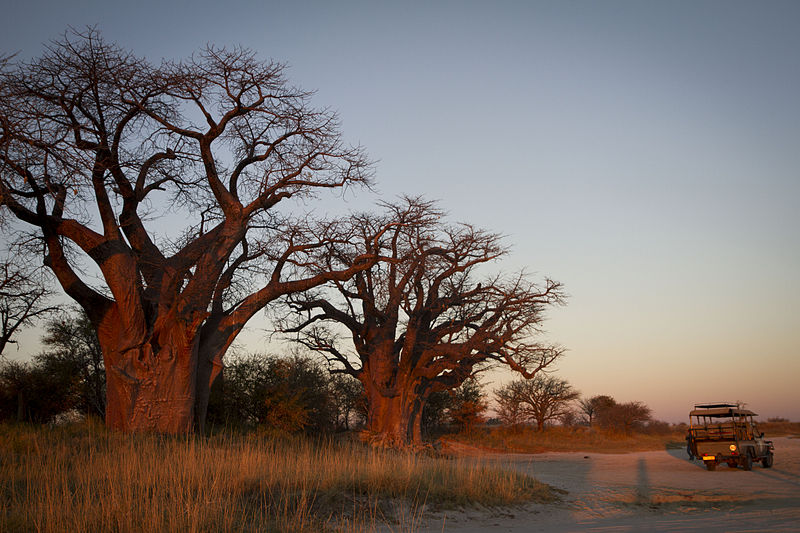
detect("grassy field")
(443, 426), (688, 454)
(0, 420), (555, 532)
(758, 421), (800, 437)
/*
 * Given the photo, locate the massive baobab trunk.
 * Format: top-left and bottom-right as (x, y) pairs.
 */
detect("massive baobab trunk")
(104, 343), (197, 433)
(365, 395), (420, 445)
(94, 306), (202, 433)
(362, 377), (426, 445)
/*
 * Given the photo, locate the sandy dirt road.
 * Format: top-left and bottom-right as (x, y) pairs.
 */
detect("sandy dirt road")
(414, 436), (800, 532)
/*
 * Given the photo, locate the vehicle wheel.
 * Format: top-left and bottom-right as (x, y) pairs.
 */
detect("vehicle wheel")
(762, 453), (774, 468)
(706, 461), (717, 471)
(741, 453), (752, 471)
(727, 461), (737, 468)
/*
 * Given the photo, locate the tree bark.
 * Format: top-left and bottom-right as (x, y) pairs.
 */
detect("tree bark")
(193, 319), (232, 434)
(362, 378), (425, 446)
(99, 316), (198, 433)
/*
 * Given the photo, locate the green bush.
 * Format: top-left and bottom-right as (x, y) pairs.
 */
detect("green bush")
(207, 353), (340, 434)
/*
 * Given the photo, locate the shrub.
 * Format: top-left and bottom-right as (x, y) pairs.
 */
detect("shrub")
(0, 359), (79, 423)
(643, 419), (672, 435)
(0, 308), (105, 424)
(447, 377), (488, 434)
(208, 353), (337, 434)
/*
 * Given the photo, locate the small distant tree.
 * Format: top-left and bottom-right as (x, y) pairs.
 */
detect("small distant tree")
(495, 382), (527, 428)
(495, 375), (579, 431)
(578, 394), (615, 427)
(644, 419), (671, 435)
(595, 398), (652, 434)
(614, 401), (652, 434)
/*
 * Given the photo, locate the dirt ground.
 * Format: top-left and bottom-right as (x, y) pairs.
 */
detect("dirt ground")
(412, 436), (800, 532)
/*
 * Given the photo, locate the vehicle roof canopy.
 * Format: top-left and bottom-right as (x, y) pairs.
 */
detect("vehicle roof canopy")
(690, 407), (758, 417)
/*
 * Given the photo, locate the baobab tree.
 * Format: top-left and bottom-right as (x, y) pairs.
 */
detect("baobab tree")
(0, 29), (372, 433)
(282, 197), (566, 446)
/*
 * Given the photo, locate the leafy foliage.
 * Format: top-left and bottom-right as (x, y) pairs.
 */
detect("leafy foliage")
(37, 308), (105, 418)
(446, 377), (488, 433)
(578, 394), (652, 434)
(0, 308), (104, 422)
(207, 353), (342, 434)
(0, 358), (76, 423)
(328, 373), (365, 431)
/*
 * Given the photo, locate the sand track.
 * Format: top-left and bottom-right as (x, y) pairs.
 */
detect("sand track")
(414, 436), (800, 532)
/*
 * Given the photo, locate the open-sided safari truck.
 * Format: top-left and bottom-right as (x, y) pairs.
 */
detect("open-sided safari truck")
(688, 403), (774, 471)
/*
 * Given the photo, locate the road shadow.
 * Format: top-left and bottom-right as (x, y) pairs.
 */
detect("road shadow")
(751, 465), (800, 488)
(664, 445), (707, 469)
(635, 457), (651, 504)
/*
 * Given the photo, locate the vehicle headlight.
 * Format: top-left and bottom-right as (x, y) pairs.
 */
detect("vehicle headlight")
(729, 444), (737, 451)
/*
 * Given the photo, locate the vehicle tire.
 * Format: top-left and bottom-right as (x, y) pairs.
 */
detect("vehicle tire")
(727, 461), (737, 468)
(706, 461), (717, 471)
(762, 453), (774, 468)
(741, 453), (752, 471)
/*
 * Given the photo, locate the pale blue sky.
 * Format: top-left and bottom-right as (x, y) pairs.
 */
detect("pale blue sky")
(2, 1), (798, 422)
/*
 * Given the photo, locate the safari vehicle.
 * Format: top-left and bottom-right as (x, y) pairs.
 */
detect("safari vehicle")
(688, 403), (774, 471)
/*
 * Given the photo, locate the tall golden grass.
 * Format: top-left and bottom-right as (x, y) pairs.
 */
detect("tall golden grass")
(0, 420), (554, 532)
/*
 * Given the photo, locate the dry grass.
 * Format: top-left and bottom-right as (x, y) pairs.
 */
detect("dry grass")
(758, 421), (800, 437)
(446, 426), (685, 454)
(0, 420), (555, 532)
